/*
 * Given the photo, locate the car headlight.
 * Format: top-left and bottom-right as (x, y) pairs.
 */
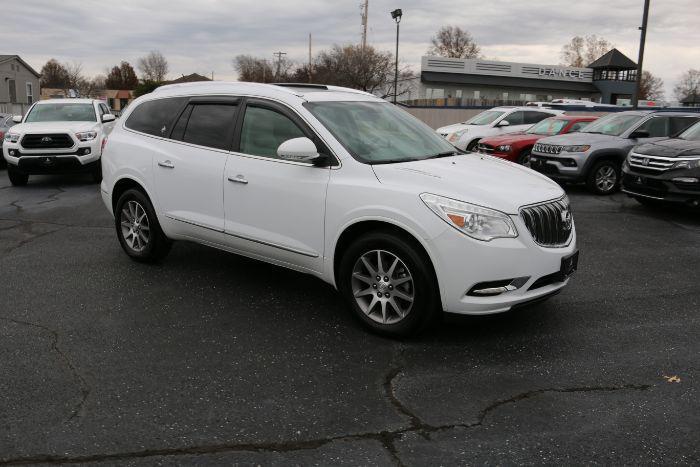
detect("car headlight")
(673, 158), (700, 170)
(448, 129), (467, 142)
(4, 132), (20, 143)
(75, 131), (97, 141)
(420, 193), (518, 241)
(561, 145), (590, 152)
(497, 144), (512, 152)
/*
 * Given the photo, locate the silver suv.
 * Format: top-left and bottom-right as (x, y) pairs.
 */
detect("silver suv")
(529, 111), (700, 194)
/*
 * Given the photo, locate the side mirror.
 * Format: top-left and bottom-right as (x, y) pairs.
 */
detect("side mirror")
(277, 137), (325, 165)
(497, 120), (510, 127)
(12, 115), (22, 123)
(629, 129), (650, 139)
(102, 114), (116, 123)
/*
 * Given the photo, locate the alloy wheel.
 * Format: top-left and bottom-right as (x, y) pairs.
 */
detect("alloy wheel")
(351, 249), (414, 325)
(595, 165), (617, 192)
(120, 200), (151, 252)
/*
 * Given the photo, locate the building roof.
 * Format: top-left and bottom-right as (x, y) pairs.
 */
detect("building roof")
(165, 73), (212, 84)
(0, 54), (41, 78)
(421, 71), (598, 93)
(681, 94), (700, 104)
(588, 49), (637, 70)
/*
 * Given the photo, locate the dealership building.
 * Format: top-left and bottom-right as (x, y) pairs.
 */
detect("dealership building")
(406, 48), (638, 106)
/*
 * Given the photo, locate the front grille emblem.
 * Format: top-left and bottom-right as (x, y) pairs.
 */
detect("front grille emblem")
(642, 157), (650, 166)
(561, 209), (572, 231)
(41, 136), (53, 144)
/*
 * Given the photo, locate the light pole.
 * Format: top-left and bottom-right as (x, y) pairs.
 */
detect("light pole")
(391, 8), (402, 104)
(632, 0), (650, 108)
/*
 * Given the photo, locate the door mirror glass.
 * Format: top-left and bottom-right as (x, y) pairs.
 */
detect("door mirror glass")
(277, 137), (322, 164)
(497, 120), (510, 127)
(629, 129), (650, 139)
(102, 114), (116, 123)
(12, 115), (22, 123)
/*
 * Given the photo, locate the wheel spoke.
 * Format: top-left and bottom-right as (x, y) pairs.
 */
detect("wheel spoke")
(387, 257), (399, 278)
(366, 295), (379, 314)
(360, 256), (377, 276)
(388, 297), (405, 318)
(354, 287), (375, 298)
(376, 250), (384, 275)
(393, 276), (411, 286)
(380, 300), (387, 324)
(353, 272), (373, 285)
(393, 289), (414, 303)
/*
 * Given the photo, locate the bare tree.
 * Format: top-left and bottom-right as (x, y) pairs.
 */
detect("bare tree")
(64, 61), (85, 92)
(234, 55), (276, 82)
(40, 59), (69, 89)
(638, 71), (664, 101)
(427, 26), (480, 59)
(673, 69), (700, 103)
(560, 35), (613, 67)
(138, 51), (169, 82)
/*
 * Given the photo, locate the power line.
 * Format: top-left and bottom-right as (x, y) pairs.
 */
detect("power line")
(273, 51), (287, 81)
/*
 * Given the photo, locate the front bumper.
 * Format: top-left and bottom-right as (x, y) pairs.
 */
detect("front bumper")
(431, 216), (577, 315)
(3, 143), (101, 174)
(529, 152), (587, 182)
(621, 167), (700, 206)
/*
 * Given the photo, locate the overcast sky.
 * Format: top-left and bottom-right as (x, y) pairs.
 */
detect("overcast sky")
(4, 0), (698, 98)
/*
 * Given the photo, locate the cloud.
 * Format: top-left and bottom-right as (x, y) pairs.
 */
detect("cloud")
(5, 0), (698, 98)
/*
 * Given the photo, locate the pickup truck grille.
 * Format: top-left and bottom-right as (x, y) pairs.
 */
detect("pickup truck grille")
(520, 197), (573, 247)
(21, 133), (74, 149)
(628, 153), (676, 172)
(533, 143), (563, 155)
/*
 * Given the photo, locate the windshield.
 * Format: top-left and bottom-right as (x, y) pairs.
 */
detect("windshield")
(464, 110), (504, 126)
(581, 113), (642, 136)
(678, 121), (700, 141)
(526, 118), (569, 136)
(305, 101), (458, 164)
(25, 103), (96, 123)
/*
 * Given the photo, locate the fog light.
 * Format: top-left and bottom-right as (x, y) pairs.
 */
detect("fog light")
(672, 177), (699, 184)
(83, 148), (91, 155)
(9, 149), (16, 156)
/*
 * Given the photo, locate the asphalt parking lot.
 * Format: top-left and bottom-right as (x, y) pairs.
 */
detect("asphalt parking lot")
(0, 171), (698, 466)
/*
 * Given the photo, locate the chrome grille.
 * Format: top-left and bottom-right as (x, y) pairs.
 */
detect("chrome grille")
(628, 153), (676, 172)
(520, 197), (573, 247)
(21, 133), (74, 149)
(533, 143), (563, 155)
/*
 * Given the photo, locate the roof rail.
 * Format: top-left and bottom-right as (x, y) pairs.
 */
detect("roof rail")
(273, 83), (329, 90)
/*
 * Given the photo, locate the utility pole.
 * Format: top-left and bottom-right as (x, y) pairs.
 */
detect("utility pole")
(308, 34), (313, 83)
(391, 9), (402, 104)
(273, 51), (287, 81)
(632, 0), (650, 108)
(361, 0), (369, 52)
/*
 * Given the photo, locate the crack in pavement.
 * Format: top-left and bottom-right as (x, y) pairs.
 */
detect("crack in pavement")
(36, 186), (67, 205)
(0, 345), (652, 467)
(0, 317), (90, 424)
(0, 222), (68, 256)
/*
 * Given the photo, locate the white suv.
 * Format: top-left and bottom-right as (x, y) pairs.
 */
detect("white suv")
(101, 82), (578, 336)
(3, 98), (116, 185)
(437, 106), (563, 151)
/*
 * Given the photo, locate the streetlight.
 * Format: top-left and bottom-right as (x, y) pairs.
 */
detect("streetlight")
(391, 8), (402, 104)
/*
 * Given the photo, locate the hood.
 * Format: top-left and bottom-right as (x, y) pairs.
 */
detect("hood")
(480, 132), (537, 146)
(371, 154), (564, 215)
(537, 132), (623, 145)
(634, 138), (700, 158)
(436, 122), (470, 134)
(11, 121), (99, 134)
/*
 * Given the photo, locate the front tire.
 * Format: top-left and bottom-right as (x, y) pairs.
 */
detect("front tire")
(114, 188), (171, 263)
(466, 139), (480, 152)
(586, 160), (620, 195)
(338, 231), (440, 337)
(7, 165), (28, 186)
(517, 148), (532, 165)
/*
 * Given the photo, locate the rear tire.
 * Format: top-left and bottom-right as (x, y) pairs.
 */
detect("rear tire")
(586, 159), (620, 195)
(114, 188), (171, 263)
(338, 231), (440, 337)
(7, 165), (28, 186)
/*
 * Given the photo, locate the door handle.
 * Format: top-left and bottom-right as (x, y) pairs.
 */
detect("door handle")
(157, 160), (175, 169)
(228, 175), (249, 185)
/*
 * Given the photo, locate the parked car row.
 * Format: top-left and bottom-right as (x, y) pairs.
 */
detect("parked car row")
(438, 107), (700, 209)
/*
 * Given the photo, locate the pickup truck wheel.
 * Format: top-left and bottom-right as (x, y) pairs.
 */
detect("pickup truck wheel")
(586, 160), (620, 195)
(7, 165), (28, 186)
(115, 188), (171, 263)
(339, 232), (440, 337)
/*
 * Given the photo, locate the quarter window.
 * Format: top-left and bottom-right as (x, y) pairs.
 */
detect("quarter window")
(239, 106), (305, 159)
(180, 104), (238, 150)
(125, 97), (187, 137)
(669, 117), (700, 135)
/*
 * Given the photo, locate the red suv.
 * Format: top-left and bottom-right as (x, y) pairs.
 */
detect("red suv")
(477, 115), (598, 165)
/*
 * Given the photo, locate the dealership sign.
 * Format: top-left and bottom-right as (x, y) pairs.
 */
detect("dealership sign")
(538, 68), (586, 79)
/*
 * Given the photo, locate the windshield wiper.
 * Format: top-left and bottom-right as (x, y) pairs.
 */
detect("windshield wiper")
(425, 151), (460, 160)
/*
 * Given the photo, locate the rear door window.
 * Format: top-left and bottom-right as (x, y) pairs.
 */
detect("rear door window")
(180, 103), (239, 150)
(524, 111), (553, 124)
(125, 97), (187, 137)
(670, 117), (700, 136)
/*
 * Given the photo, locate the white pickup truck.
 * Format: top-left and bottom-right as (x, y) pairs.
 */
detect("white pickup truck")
(2, 98), (116, 185)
